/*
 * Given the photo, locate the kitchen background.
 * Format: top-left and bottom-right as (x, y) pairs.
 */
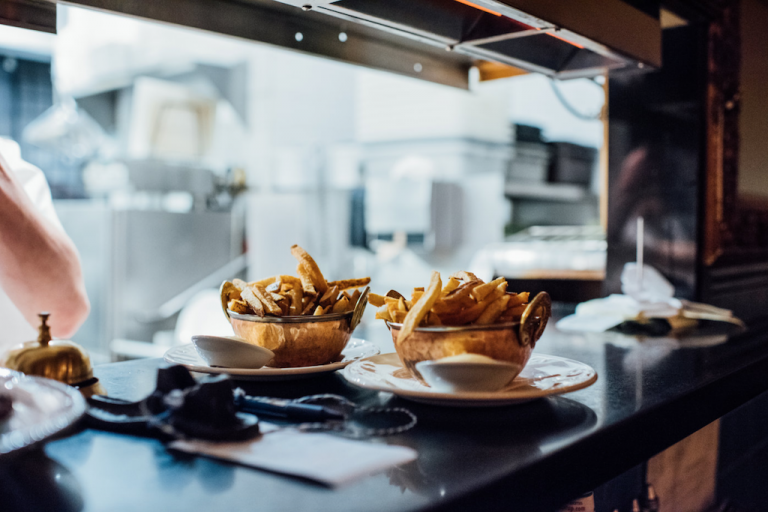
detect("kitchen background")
(0, 4), (605, 362)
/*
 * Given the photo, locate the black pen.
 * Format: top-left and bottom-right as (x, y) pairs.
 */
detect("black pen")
(233, 389), (345, 421)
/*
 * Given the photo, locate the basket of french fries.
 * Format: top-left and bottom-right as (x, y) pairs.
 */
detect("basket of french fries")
(220, 245), (370, 368)
(369, 271), (551, 384)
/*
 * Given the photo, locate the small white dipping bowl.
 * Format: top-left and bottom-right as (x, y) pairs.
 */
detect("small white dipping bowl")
(415, 354), (523, 393)
(192, 335), (274, 369)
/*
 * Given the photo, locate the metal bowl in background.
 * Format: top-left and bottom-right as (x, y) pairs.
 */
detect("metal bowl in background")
(227, 310), (355, 368)
(386, 292), (551, 384)
(221, 283), (369, 368)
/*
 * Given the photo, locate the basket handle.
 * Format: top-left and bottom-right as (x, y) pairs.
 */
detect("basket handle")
(519, 292), (551, 347)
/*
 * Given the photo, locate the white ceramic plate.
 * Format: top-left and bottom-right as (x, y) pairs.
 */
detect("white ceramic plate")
(342, 353), (598, 407)
(163, 338), (380, 380)
(0, 369), (87, 456)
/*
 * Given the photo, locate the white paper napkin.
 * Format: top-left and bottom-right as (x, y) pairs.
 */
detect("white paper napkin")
(169, 423), (417, 487)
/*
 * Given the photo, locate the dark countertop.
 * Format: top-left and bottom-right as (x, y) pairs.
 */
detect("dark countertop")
(32, 322), (768, 512)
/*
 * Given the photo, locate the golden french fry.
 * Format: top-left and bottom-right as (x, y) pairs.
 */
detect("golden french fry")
(432, 280), (482, 316)
(509, 304), (527, 316)
(277, 298), (290, 316)
(313, 305), (326, 316)
(399, 271), (442, 343)
(375, 305), (393, 321)
(393, 310), (408, 323)
(326, 277), (371, 291)
(450, 271), (478, 282)
(291, 245), (328, 295)
(441, 277), (460, 295)
(297, 265), (317, 297)
(350, 289), (361, 307)
(266, 277), (282, 293)
(507, 292), (530, 308)
(287, 287), (303, 316)
(271, 292), (285, 302)
(227, 298), (249, 314)
(240, 287), (265, 317)
(368, 293), (387, 307)
(386, 297), (399, 320)
(319, 285), (339, 308)
(397, 297), (407, 312)
(475, 294), (510, 325)
(439, 281), (507, 325)
(425, 311), (443, 326)
(232, 278), (248, 291)
(472, 277), (506, 301)
(251, 284), (283, 316)
(248, 276), (277, 288)
(302, 299), (316, 315)
(332, 296), (349, 314)
(413, 287), (424, 293)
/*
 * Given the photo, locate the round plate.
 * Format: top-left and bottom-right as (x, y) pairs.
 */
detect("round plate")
(0, 369), (87, 455)
(163, 338), (380, 380)
(342, 353), (598, 407)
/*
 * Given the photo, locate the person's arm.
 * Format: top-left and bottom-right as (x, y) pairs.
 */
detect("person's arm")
(0, 153), (89, 339)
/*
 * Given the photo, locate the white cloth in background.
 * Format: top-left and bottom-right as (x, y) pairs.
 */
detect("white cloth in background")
(0, 137), (63, 350)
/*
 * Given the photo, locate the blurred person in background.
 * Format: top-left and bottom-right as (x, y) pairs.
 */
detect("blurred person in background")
(0, 137), (89, 352)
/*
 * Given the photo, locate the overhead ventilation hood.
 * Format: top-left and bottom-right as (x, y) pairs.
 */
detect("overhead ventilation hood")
(34, 0), (660, 88)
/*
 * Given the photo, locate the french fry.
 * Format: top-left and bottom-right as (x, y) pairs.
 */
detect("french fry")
(298, 266), (317, 297)
(332, 296), (349, 314)
(475, 294), (510, 325)
(277, 298), (290, 316)
(368, 293), (387, 308)
(508, 292), (529, 308)
(441, 277), (460, 296)
(350, 289), (361, 307)
(386, 297), (400, 320)
(509, 305), (527, 316)
(439, 282), (507, 325)
(302, 299), (317, 315)
(251, 285), (283, 316)
(228, 298), (249, 314)
(411, 290), (424, 304)
(472, 277), (505, 301)
(432, 280), (482, 316)
(393, 310), (408, 323)
(319, 285), (339, 308)
(287, 287), (303, 315)
(266, 277), (282, 293)
(450, 271), (478, 282)
(240, 287), (265, 317)
(399, 271), (442, 343)
(291, 245), (328, 295)
(375, 305), (393, 321)
(326, 277), (371, 291)
(397, 297), (407, 312)
(225, 246), (368, 318)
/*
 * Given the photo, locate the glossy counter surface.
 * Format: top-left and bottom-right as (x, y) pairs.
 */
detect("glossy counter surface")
(33, 324), (768, 512)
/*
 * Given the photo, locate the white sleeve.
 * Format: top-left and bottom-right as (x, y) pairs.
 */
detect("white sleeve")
(0, 137), (63, 232)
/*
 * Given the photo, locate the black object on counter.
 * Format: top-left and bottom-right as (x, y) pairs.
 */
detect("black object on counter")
(234, 388), (344, 422)
(86, 365), (260, 441)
